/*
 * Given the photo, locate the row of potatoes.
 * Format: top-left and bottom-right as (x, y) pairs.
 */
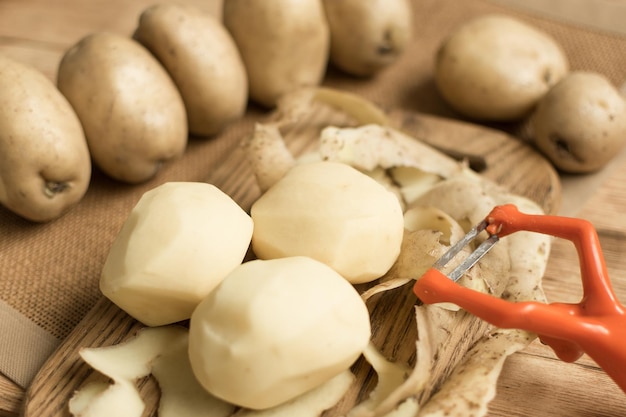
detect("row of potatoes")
(0, 0), (413, 223)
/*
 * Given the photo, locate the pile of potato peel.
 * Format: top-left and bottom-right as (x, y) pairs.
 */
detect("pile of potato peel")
(71, 89), (552, 417)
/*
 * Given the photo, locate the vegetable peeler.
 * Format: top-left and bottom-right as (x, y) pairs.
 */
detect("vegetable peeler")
(413, 204), (626, 393)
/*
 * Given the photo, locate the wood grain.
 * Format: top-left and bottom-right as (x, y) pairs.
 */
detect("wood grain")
(21, 106), (562, 417)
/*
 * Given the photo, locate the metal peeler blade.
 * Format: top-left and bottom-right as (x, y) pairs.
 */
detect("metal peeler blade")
(433, 220), (500, 282)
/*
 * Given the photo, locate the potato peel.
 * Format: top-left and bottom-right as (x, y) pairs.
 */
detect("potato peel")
(319, 124), (462, 179)
(151, 331), (235, 417)
(416, 330), (533, 417)
(271, 87), (391, 129)
(352, 342), (412, 413)
(70, 325), (221, 417)
(243, 123), (296, 193)
(232, 371), (355, 417)
(348, 307), (434, 417)
(78, 325), (188, 381)
(72, 324), (356, 417)
(68, 379), (144, 417)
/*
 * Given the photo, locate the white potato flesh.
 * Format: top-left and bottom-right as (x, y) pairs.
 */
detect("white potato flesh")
(68, 379), (144, 417)
(100, 182), (253, 326)
(250, 161), (404, 283)
(234, 371), (354, 417)
(188, 256), (371, 410)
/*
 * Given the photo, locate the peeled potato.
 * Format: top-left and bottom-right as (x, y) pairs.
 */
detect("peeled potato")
(250, 161), (404, 283)
(100, 182), (253, 326)
(188, 256), (370, 410)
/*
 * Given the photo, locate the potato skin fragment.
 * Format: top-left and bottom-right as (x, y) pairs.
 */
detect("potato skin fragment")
(243, 123), (296, 192)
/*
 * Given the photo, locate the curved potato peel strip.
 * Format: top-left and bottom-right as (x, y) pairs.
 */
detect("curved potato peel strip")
(78, 325), (188, 381)
(70, 326), (236, 417)
(416, 330), (533, 417)
(244, 123), (296, 192)
(151, 332), (235, 417)
(272, 87), (391, 129)
(233, 371), (354, 417)
(68, 379), (144, 417)
(71, 325), (355, 417)
(348, 307), (434, 417)
(319, 125), (461, 178)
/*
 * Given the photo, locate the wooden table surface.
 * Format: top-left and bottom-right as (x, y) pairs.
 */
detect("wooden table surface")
(1, 0), (626, 416)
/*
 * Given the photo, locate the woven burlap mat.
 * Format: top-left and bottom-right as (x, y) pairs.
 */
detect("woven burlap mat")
(2, 0), (626, 389)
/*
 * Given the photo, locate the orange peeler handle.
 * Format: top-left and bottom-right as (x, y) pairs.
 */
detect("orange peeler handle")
(413, 204), (626, 393)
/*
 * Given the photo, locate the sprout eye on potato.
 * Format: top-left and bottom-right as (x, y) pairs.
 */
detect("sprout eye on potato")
(57, 32), (188, 184)
(322, 0), (413, 77)
(0, 54), (91, 222)
(531, 71), (626, 173)
(435, 14), (569, 121)
(134, 3), (248, 137)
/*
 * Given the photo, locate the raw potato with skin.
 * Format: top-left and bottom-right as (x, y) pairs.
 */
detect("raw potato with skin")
(435, 14), (569, 121)
(134, 3), (248, 137)
(0, 54), (91, 222)
(57, 32), (188, 183)
(322, 0), (413, 77)
(223, 0), (330, 108)
(531, 71), (626, 173)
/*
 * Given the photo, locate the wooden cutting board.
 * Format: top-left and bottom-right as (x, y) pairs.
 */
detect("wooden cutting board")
(21, 107), (562, 417)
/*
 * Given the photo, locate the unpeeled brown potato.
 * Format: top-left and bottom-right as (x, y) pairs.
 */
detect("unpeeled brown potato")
(531, 71), (626, 173)
(322, 0), (412, 77)
(435, 14), (569, 121)
(134, 3), (248, 137)
(0, 54), (91, 222)
(223, 0), (330, 108)
(57, 32), (188, 183)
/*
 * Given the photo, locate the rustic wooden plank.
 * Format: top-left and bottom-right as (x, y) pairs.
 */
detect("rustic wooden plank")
(492, 343), (626, 416)
(0, 379), (20, 417)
